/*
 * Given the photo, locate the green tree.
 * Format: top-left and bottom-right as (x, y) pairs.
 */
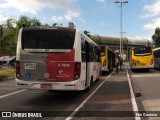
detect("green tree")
(52, 23), (63, 27)
(0, 18), (17, 48)
(52, 23), (58, 26)
(84, 30), (91, 37)
(4, 15), (41, 43)
(16, 15), (31, 29)
(152, 27), (160, 48)
(0, 15), (41, 54)
(6, 18), (16, 29)
(30, 18), (41, 26)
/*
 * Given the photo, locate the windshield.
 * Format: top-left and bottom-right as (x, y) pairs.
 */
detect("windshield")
(22, 28), (75, 52)
(134, 46), (151, 56)
(100, 46), (105, 56)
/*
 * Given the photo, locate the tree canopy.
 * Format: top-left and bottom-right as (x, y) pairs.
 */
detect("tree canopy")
(84, 30), (91, 37)
(152, 27), (160, 48)
(0, 15), (42, 54)
(0, 15), (90, 54)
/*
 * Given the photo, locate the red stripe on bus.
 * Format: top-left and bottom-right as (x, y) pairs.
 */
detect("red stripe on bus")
(47, 62), (74, 82)
(46, 49), (75, 82)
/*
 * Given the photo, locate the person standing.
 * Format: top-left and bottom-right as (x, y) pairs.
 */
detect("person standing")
(115, 52), (119, 73)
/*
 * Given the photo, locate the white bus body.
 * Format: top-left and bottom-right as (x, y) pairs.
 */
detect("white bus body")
(153, 47), (160, 69)
(16, 26), (101, 91)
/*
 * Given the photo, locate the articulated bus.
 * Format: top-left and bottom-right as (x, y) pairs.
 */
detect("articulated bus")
(129, 46), (154, 70)
(153, 47), (160, 69)
(16, 26), (101, 91)
(100, 46), (115, 73)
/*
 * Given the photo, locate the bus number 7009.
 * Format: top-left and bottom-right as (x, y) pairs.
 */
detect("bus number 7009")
(58, 63), (70, 67)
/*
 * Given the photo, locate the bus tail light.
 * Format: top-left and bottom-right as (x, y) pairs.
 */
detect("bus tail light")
(74, 62), (81, 80)
(150, 59), (153, 65)
(103, 59), (106, 67)
(16, 61), (21, 79)
(132, 59), (136, 66)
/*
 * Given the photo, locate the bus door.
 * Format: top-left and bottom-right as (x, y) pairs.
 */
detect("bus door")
(85, 41), (90, 87)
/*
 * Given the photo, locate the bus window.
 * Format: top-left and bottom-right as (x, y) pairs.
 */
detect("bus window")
(89, 44), (94, 62)
(100, 46), (105, 56)
(134, 47), (151, 56)
(22, 29), (75, 51)
(153, 47), (160, 69)
(94, 46), (100, 62)
(81, 38), (86, 62)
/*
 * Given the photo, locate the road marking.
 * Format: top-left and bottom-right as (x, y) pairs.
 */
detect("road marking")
(131, 73), (160, 78)
(0, 89), (26, 99)
(65, 72), (113, 120)
(126, 67), (141, 120)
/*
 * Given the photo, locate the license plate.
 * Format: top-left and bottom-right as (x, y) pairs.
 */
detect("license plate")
(25, 63), (36, 70)
(40, 84), (52, 89)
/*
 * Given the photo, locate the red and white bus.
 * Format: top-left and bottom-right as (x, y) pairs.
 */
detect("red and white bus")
(16, 26), (101, 91)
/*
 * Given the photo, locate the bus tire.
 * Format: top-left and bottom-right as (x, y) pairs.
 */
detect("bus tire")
(85, 78), (92, 92)
(48, 90), (54, 93)
(85, 85), (90, 92)
(96, 77), (100, 82)
(96, 73), (100, 82)
(145, 68), (149, 71)
(131, 69), (134, 72)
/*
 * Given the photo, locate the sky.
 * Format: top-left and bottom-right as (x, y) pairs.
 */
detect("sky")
(0, 0), (160, 41)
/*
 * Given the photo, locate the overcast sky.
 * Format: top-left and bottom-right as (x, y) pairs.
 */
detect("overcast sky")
(0, 0), (160, 40)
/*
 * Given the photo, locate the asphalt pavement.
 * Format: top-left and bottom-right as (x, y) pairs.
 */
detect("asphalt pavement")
(0, 63), (155, 120)
(68, 67), (135, 120)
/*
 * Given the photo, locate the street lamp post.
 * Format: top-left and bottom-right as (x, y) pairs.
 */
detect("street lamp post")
(121, 32), (126, 62)
(114, 0), (128, 69)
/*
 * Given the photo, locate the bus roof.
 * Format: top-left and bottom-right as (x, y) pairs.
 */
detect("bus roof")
(22, 26), (76, 31)
(153, 47), (160, 51)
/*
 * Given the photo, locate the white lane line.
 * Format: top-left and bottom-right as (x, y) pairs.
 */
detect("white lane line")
(0, 89), (26, 99)
(65, 72), (113, 120)
(126, 67), (141, 120)
(131, 74), (160, 78)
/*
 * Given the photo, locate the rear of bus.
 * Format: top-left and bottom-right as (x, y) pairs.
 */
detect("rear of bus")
(100, 46), (109, 72)
(153, 47), (160, 69)
(16, 26), (82, 90)
(130, 46), (154, 69)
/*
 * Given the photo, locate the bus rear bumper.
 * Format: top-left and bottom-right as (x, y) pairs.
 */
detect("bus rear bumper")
(101, 67), (109, 72)
(131, 65), (154, 69)
(16, 78), (86, 91)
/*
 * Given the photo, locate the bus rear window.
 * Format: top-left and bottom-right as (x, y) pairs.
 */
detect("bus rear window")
(22, 29), (75, 51)
(134, 47), (151, 56)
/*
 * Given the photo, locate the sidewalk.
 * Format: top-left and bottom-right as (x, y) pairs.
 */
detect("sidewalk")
(73, 64), (135, 120)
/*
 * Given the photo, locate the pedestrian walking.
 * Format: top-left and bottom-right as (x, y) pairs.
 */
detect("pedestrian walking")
(115, 52), (119, 73)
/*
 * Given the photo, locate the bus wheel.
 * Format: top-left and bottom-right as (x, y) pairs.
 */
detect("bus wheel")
(96, 77), (99, 82)
(145, 68), (149, 71)
(85, 78), (92, 92)
(48, 90), (54, 93)
(85, 85), (90, 92)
